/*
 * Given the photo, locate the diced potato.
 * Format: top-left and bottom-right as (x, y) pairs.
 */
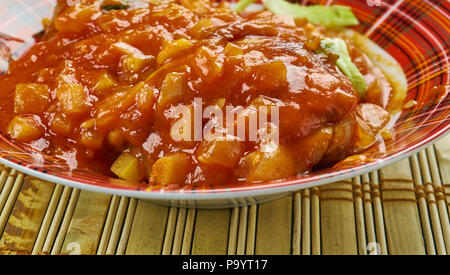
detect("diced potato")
(379, 128), (393, 141)
(294, 17), (308, 27)
(56, 60), (76, 83)
(112, 41), (144, 56)
(190, 17), (225, 39)
(95, 82), (144, 129)
(237, 151), (262, 179)
(14, 83), (50, 114)
(153, 3), (187, 20)
(121, 55), (153, 73)
(190, 18), (214, 38)
(92, 72), (116, 94)
(80, 130), (104, 150)
(304, 35), (322, 52)
(246, 146), (297, 182)
(254, 60), (287, 89)
(353, 117), (376, 152)
(50, 114), (72, 136)
(151, 153), (189, 185)
(36, 68), (55, 83)
(80, 118), (96, 129)
(112, 42), (154, 73)
(292, 126), (333, 172)
(192, 46), (223, 83)
(7, 115), (44, 143)
(111, 153), (144, 182)
(322, 117), (355, 165)
(224, 42), (243, 56)
(107, 128), (125, 149)
(156, 38), (193, 65)
(136, 85), (156, 113)
(197, 138), (243, 168)
(56, 83), (89, 116)
(53, 5), (99, 33)
(157, 72), (186, 109)
(180, 0), (211, 13)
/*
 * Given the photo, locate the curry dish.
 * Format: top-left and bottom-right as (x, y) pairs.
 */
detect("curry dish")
(0, 0), (399, 186)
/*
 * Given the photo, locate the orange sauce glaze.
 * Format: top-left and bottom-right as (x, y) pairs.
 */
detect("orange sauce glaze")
(0, 0), (394, 186)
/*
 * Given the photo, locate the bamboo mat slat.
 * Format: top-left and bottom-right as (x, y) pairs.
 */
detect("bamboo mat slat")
(191, 209), (230, 255)
(59, 191), (112, 255)
(319, 180), (358, 255)
(0, 177), (54, 255)
(379, 159), (425, 255)
(125, 201), (168, 255)
(0, 136), (449, 255)
(255, 196), (292, 255)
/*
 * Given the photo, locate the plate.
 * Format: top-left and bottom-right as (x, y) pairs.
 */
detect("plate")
(0, 0), (448, 208)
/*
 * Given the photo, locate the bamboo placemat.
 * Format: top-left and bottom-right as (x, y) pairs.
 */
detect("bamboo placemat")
(0, 134), (448, 255)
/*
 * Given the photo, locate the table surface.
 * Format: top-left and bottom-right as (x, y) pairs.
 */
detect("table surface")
(0, 134), (449, 255)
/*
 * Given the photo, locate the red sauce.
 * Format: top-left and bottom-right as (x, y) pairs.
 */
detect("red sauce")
(0, 0), (395, 186)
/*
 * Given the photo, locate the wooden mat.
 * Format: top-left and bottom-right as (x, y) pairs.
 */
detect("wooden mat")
(0, 135), (449, 255)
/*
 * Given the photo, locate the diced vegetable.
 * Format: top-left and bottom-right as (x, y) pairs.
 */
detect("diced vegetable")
(121, 55), (152, 73)
(192, 46), (223, 83)
(151, 153), (189, 185)
(113, 42), (154, 74)
(157, 72), (186, 109)
(156, 39), (193, 65)
(7, 115), (44, 143)
(111, 152), (144, 182)
(190, 18), (226, 38)
(245, 145), (297, 182)
(353, 117), (376, 152)
(379, 128), (393, 141)
(319, 38), (367, 96)
(180, 0), (211, 14)
(56, 83), (89, 116)
(293, 126), (333, 172)
(251, 60), (287, 90)
(92, 72), (116, 94)
(197, 138), (243, 168)
(261, 0), (359, 28)
(50, 113), (72, 136)
(136, 85), (156, 113)
(321, 117), (355, 164)
(107, 128), (125, 149)
(95, 81), (144, 129)
(80, 130), (104, 150)
(53, 5), (100, 33)
(224, 42), (243, 56)
(80, 118), (95, 129)
(14, 83), (50, 114)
